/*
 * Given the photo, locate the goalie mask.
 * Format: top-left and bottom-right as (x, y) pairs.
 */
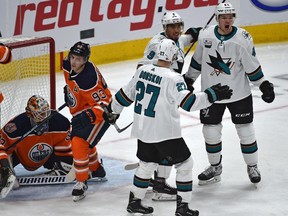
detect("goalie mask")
(26, 95), (51, 135)
(161, 11), (184, 32)
(215, 2), (236, 21)
(157, 39), (179, 63)
(69, 41), (91, 62)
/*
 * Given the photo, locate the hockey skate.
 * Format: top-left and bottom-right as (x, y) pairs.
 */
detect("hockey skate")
(152, 176), (177, 201)
(89, 164), (107, 182)
(0, 166), (16, 199)
(127, 192), (154, 215)
(247, 165), (261, 187)
(72, 181), (88, 202)
(175, 195), (199, 216)
(198, 163), (222, 186)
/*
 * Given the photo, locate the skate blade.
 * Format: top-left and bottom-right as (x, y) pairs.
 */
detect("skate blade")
(1, 175), (16, 198)
(73, 194), (86, 202)
(88, 176), (107, 182)
(152, 192), (176, 201)
(198, 176), (221, 186)
(126, 211), (153, 216)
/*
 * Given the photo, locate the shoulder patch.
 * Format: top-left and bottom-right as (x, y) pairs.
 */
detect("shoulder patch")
(5, 122), (17, 133)
(242, 31), (252, 40)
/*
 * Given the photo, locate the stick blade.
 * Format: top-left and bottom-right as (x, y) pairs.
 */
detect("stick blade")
(124, 162), (139, 170)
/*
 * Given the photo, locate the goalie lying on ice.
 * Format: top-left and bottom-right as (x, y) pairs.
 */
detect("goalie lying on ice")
(0, 95), (73, 198)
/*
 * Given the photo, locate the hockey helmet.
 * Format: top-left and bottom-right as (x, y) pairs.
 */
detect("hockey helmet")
(215, 2), (236, 20)
(69, 41), (90, 61)
(26, 95), (51, 123)
(157, 39), (179, 63)
(0, 44), (12, 64)
(161, 11), (184, 30)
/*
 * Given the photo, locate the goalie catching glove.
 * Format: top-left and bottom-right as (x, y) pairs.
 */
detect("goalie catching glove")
(101, 103), (119, 125)
(71, 109), (96, 130)
(204, 83), (233, 103)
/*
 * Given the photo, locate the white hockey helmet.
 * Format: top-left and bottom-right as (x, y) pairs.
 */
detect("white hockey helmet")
(215, 2), (236, 20)
(26, 95), (51, 123)
(157, 39), (179, 63)
(161, 11), (184, 29)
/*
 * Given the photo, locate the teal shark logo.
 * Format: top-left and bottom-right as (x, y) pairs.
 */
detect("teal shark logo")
(207, 50), (234, 76)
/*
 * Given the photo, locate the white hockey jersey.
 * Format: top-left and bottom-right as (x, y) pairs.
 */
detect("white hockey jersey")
(138, 32), (192, 74)
(186, 25), (266, 103)
(111, 64), (212, 143)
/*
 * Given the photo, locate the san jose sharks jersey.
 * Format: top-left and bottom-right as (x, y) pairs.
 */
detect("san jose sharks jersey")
(138, 32), (192, 74)
(111, 64), (212, 143)
(186, 25), (265, 103)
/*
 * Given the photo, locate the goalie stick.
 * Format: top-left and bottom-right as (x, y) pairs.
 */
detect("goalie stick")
(184, 0), (226, 57)
(17, 159), (108, 186)
(5, 103), (67, 151)
(17, 174), (107, 186)
(16, 164), (106, 186)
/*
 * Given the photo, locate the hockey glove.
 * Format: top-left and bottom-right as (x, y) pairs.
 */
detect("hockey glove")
(185, 27), (202, 41)
(63, 85), (73, 107)
(101, 103), (119, 125)
(205, 83), (233, 103)
(71, 109), (96, 130)
(182, 74), (195, 92)
(259, 80), (275, 103)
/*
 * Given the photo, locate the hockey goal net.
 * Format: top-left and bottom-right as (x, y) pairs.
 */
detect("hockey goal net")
(0, 36), (56, 127)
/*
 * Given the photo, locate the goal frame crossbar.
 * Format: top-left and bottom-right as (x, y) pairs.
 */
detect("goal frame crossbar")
(4, 36), (56, 109)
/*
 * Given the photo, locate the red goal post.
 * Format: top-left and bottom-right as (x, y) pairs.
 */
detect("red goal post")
(0, 36), (56, 127)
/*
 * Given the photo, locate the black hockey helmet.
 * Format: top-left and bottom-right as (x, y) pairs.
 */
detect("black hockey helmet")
(69, 41), (90, 61)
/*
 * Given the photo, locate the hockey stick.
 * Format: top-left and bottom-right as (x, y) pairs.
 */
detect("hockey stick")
(17, 174), (107, 186)
(5, 103), (67, 152)
(124, 162), (139, 171)
(114, 121), (133, 133)
(101, 103), (133, 133)
(184, 0), (226, 57)
(17, 162), (107, 186)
